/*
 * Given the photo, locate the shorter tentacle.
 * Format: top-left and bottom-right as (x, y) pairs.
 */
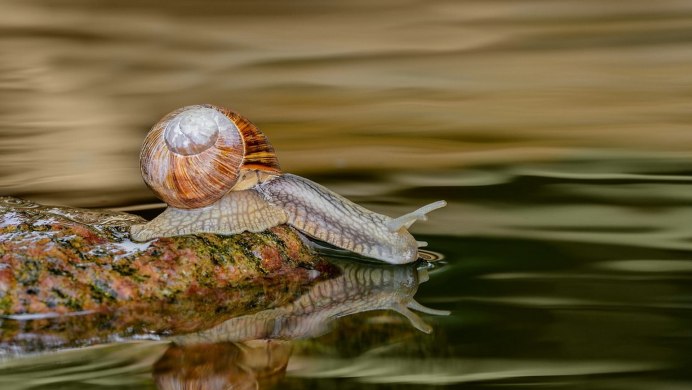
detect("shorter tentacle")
(392, 304), (432, 333)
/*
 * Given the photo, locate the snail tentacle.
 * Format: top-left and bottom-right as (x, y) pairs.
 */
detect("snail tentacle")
(387, 200), (447, 232)
(256, 174), (445, 264)
(130, 189), (287, 242)
(407, 299), (451, 316)
(392, 304), (432, 333)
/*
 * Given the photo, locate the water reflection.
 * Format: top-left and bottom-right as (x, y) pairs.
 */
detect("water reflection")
(0, 258), (448, 389)
(155, 259), (448, 389)
(175, 258), (448, 344)
(153, 341), (292, 390)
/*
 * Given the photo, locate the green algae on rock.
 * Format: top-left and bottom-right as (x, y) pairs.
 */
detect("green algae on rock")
(0, 196), (333, 319)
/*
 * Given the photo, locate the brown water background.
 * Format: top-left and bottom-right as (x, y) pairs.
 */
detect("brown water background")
(2, 0), (691, 208)
(1, 0), (692, 388)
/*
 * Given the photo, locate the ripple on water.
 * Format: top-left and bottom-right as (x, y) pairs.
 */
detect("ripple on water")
(595, 260), (692, 273)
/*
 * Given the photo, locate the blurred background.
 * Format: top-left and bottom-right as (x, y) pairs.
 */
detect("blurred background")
(2, 0), (691, 209)
(2, 0), (692, 388)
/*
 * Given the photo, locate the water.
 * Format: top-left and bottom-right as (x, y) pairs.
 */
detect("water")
(1, 0), (692, 388)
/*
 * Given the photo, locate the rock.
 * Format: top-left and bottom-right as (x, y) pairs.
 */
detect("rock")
(0, 197), (336, 324)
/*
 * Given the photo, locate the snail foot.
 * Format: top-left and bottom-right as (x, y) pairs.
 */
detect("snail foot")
(129, 189), (287, 242)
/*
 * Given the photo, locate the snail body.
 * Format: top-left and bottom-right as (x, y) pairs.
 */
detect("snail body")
(130, 104), (445, 264)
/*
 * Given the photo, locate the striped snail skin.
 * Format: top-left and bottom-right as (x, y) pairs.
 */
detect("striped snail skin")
(256, 174), (446, 264)
(130, 104), (446, 264)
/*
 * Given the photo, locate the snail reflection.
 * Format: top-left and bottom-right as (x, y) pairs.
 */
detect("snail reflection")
(173, 258), (449, 344)
(154, 258), (449, 389)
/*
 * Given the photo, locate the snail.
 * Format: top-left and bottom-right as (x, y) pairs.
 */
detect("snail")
(129, 104), (446, 264)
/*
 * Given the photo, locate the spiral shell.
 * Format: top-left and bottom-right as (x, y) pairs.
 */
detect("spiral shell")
(140, 104), (281, 209)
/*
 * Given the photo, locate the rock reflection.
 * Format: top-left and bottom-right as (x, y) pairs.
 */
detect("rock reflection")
(153, 341), (292, 390)
(154, 259), (448, 389)
(0, 258), (448, 389)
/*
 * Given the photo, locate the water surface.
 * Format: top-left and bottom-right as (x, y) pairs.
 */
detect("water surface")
(1, 0), (691, 388)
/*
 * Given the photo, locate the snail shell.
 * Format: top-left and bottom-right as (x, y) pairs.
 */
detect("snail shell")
(140, 104), (280, 209)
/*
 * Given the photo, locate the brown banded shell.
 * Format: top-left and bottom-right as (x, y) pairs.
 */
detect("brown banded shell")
(140, 104), (281, 209)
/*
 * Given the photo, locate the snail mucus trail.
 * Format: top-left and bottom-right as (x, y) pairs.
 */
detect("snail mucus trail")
(129, 104), (446, 264)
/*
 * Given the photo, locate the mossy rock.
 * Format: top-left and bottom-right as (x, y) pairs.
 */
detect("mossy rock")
(0, 196), (337, 348)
